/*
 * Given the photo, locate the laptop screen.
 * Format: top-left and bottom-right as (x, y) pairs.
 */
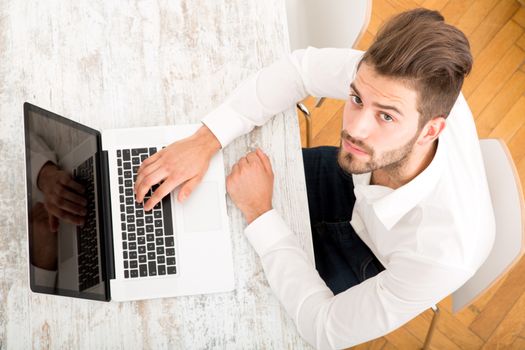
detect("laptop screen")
(24, 103), (108, 301)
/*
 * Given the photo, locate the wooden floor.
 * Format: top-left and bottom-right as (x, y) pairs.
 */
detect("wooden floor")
(297, 0), (525, 349)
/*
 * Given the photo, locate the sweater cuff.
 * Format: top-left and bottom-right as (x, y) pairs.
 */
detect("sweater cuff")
(244, 209), (293, 256)
(201, 103), (255, 148)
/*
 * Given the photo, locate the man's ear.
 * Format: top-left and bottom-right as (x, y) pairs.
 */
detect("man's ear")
(417, 116), (446, 146)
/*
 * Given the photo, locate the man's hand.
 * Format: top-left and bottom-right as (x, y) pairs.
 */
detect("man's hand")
(226, 148), (274, 224)
(37, 162), (87, 230)
(134, 125), (221, 211)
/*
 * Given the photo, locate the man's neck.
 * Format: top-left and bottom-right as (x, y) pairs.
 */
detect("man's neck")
(370, 140), (438, 189)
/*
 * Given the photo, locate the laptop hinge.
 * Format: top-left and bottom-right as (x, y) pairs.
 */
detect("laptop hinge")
(99, 149), (115, 289)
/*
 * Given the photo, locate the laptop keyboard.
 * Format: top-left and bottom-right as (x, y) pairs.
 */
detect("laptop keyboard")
(116, 147), (177, 279)
(75, 156), (101, 291)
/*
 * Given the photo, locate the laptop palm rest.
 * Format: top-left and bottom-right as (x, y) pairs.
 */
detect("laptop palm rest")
(181, 181), (222, 232)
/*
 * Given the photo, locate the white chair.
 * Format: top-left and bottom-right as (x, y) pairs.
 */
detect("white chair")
(285, 0), (372, 147)
(423, 138), (525, 349)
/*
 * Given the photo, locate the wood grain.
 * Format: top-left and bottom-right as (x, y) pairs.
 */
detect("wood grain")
(0, 1), (314, 348)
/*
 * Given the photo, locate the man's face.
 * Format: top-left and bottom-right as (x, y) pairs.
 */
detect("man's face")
(338, 62), (422, 175)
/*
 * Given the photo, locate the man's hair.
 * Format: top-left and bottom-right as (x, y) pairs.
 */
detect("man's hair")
(360, 8), (473, 127)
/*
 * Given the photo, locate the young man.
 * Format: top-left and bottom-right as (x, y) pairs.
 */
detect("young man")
(134, 8), (495, 348)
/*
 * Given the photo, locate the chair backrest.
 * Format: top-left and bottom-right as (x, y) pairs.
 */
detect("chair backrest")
(284, 0), (372, 51)
(452, 138), (525, 313)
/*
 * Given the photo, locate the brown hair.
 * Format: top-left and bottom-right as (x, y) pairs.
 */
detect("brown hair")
(360, 8), (473, 127)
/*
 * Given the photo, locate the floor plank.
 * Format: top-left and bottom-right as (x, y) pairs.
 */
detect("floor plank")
(467, 45), (525, 118)
(455, 0), (499, 37)
(474, 69), (525, 136)
(468, 0), (520, 56)
(489, 95), (525, 140)
(481, 291), (525, 348)
(469, 257), (525, 341)
(462, 20), (524, 98)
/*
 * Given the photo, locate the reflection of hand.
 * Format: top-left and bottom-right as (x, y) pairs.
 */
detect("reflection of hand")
(134, 125), (221, 211)
(37, 162), (86, 230)
(226, 149), (274, 224)
(31, 202), (58, 270)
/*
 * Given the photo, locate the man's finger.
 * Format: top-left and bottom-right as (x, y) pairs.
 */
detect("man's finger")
(47, 203), (85, 225)
(61, 187), (88, 207)
(61, 176), (85, 194)
(138, 150), (162, 171)
(54, 195), (87, 216)
(135, 161), (162, 196)
(178, 176), (202, 202)
(144, 178), (176, 211)
(135, 167), (169, 203)
(256, 148), (273, 175)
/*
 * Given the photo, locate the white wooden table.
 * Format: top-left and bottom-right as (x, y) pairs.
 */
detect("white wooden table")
(0, 1), (314, 348)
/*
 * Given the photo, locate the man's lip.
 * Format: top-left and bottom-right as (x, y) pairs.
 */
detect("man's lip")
(343, 139), (368, 155)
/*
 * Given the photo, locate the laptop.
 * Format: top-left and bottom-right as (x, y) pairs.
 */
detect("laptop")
(23, 102), (235, 301)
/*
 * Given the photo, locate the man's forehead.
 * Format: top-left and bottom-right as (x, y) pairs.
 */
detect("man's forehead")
(352, 63), (418, 114)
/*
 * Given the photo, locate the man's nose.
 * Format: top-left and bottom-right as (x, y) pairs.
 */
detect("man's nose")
(343, 108), (373, 140)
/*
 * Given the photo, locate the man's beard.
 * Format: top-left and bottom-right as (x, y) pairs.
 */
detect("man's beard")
(337, 130), (419, 175)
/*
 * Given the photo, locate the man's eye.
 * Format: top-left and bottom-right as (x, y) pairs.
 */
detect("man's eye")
(350, 94), (362, 105)
(380, 113), (394, 122)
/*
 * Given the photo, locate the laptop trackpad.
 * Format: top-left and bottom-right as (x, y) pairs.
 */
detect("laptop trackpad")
(181, 181), (222, 232)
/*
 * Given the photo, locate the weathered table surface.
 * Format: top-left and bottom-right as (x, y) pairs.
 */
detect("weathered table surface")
(0, 1), (314, 348)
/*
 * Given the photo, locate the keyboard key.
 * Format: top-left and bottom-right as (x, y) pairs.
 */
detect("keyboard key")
(140, 154), (148, 162)
(149, 147), (156, 155)
(127, 215), (135, 223)
(124, 270), (129, 278)
(125, 180), (133, 187)
(124, 171), (132, 179)
(136, 219), (144, 227)
(158, 265), (166, 275)
(147, 243), (155, 251)
(167, 266), (177, 275)
(130, 251), (137, 259)
(136, 211), (144, 218)
(146, 234), (154, 242)
(127, 224), (135, 231)
(117, 150), (122, 157)
(165, 237), (174, 247)
(155, 228), (163, 236)
(138, 245), (146, 254)
(139, 264), (148, 277)
(120, 195), (124, 203)
(125, 188), (133, 196)
(167, 257), (176, 266)
(129, 242), (137, 250)
(126, 197), (134, 205)
(123, 251), (128, 259)
(155, 219), (162, 227)
(130, 260), (138, 269)
(139, 255), (147, 263)
(156, 238), (164, 246)
(148, 261), (157, 276)
(146, 225), (154, 233)
(126, 206), (134, 214)
(123, 149), (130, 161)
(147, 252), (156, 260)
(132, 157), (140, 165)
(128, 233), (136, 241)
(157, 256), (165, 264)
(124, 261), (128, 269)
(123, 162), (131, 170)
(138, 236), (145, 245)
(122, 242), (127, 250)
(145, 216), (153, 224)
(153, 210), (162, 218)
(156, 246), (164, 255)
(130, 270), (138, 278)
(166, 248), (175, 256)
